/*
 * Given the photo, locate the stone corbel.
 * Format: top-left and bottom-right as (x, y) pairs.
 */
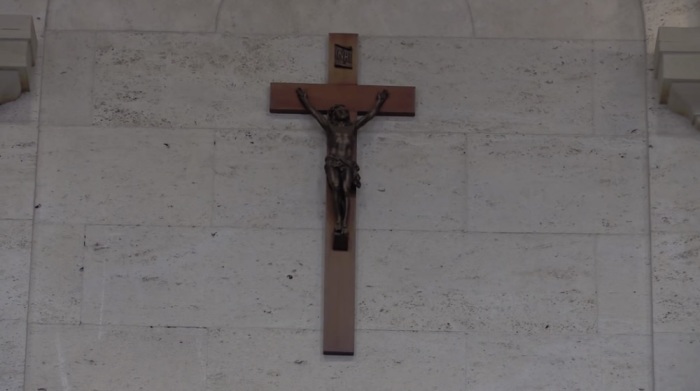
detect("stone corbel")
(655, 27), (700, 130)
(0, 15), (37, 105)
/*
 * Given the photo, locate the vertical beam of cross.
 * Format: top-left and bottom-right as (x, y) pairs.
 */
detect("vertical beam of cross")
(322, 33), (359, 355)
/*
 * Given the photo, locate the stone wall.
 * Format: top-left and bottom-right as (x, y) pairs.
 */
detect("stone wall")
(0, 0), (696, 389)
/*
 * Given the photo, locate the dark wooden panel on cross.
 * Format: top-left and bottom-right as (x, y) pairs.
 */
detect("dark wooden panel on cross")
(270, 83), (415, 116)
(269, 33), (415, 356)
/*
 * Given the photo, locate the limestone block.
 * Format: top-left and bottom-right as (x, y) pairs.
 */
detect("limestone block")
(213, 129), (326, 230)
(217, 0), (473, 37)
(0, 2), (47, 39)
(655, 27), (700, 103)
(79, 33), (595, 134)
(657, 53), (700, 103)
(0, 40), (32, 91)
(653, 232), (700, 332)
(47, 0), (221, 32)
(41, 32), (95, 125)
(0, 69), (21, 104)
(466, 334), (651, 390)
(467, 134), (647, 234)
(358, 231), (597, 333)
(656, 27), (700, 50)
(79, 226), (321, 328)
(593, 40), (646, 136)
(28, 224), (84, 324)
(25, 324), (207, 391)
(668, 82), (700, 130)
(596, 235), (651, 334)
(35, 126), (214, 226)
(207, 328), (466, 391)
(650, 134), (700, 231)
(0, 220), (32, 322)
(469, 0), (643, 40)
(357, 132), (466, 231)
(0, 14), (37, 62)
(655, 27), (700, 62)
(0, 15), (37, 95)
(0, 320), (25, 391)
(654, 333), (700, 390)
(0, 124), (39, 219)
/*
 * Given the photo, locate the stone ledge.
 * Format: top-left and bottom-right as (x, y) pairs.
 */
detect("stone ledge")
(0, 15), (37, 62)
(0, 15), (36, 105)
(0, 40), (32, 91)
(655, 27), (700, 130)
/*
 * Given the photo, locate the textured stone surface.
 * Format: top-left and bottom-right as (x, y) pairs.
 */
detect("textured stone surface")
(0, 124), (37, 219)
(470, 0), (643, 40)
(362, 38), (594, 135)
(467, 134), (647, 234)
(80, 226), (322, 328)
(207, 328), (466, 391)
(42, 33), (603, 136)
(3, 0), (686, 388)
(0, 220), (32, 322)
(465, 333), (652, 390)
(470, 0), (590, 39)
(593, 40), (647, 136)
(35, 126), (214, 226)
(0, 221), (31, 391)
(650, 134), (700, 232)
(29, 224), (84, 324)
(589, 0), (646, 40)
(0, 320), (25, 391)
(654, 332), (700, 391)
(90, 33), (324, 129)
(217, 0), (473, 37)
(358, 231), (596, 333)
(47, 0), (222, 32)
(596, 235), (651, 334)
(357, 132), (466, 230)
(25, 324), (207, 391)
(213, 129), (325, 229)
(40, 32), (94, 126)
(653, 233), (700, 333)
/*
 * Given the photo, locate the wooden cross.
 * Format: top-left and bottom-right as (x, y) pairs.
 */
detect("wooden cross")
(269, 33), (415, 356)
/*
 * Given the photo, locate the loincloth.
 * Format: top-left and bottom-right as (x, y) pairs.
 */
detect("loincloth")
(325, 156), (361, 188)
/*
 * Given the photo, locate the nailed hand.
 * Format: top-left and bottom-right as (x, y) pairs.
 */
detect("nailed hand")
(377, 89), (389, 103)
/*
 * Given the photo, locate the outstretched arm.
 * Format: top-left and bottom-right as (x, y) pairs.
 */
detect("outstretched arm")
(296, 88), (329, 129)
(356, 90), (389, 130)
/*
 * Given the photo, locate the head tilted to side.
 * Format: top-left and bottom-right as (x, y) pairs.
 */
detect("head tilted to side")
(328, 105), (351, 125)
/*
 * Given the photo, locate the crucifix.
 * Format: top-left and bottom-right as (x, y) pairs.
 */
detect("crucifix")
(269, 33), (415, 355)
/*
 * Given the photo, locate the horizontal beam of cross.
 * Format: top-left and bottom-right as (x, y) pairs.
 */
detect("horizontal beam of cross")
(270, 82), (416, 116)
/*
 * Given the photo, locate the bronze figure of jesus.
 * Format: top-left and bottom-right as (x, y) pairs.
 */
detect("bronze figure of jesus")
(296, 87), (389, 236)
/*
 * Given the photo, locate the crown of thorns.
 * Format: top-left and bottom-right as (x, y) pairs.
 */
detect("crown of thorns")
(328, 105), (348, 115)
